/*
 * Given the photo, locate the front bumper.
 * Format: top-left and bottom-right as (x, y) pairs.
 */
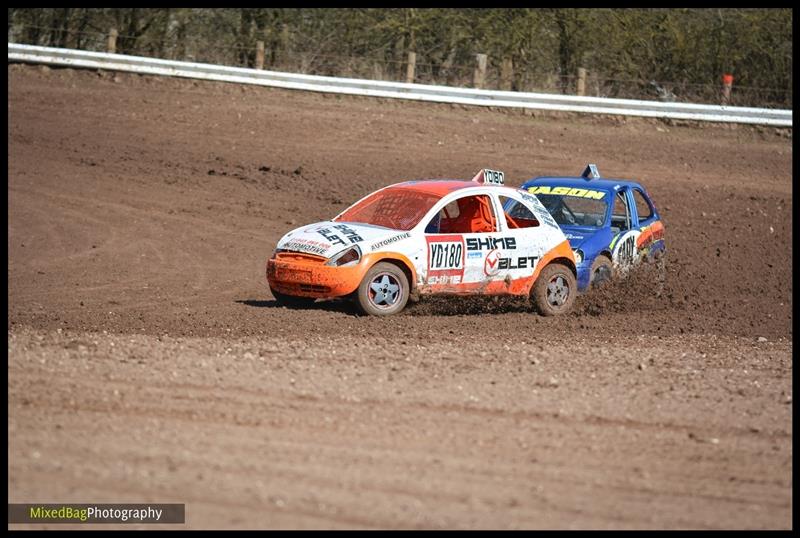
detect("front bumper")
(266, 253), (364, 298)
(575, 260), (592, 292)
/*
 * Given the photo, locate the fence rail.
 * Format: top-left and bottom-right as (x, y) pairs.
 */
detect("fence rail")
(8, 43), (792, 127)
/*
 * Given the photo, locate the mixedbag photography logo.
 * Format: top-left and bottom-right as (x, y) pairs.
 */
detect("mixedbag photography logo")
(8, 503), (185, 524)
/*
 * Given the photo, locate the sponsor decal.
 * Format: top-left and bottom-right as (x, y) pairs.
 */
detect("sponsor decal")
(370, 232), (411, 251)
(484, 249), (539, 276)
(314, 224), (364, 247)
(538, 211), (559, 229)
(282, 239), (330, 256)
(611, 223), (666, 272)
(519, 193), (560, 229)
(611, 230), (640, 270)
(484, 249), (502, 276)
(527, 186), (606, 199)
(636, 221), (664, 249)
(485, 252), (540, 276)
(466, 236), (516, 251)
(636, 221), (666, 259)
(426, 234), (466, 282)
(609, 233), (622, 251)
(499, 256), (538, 270)
(427, 275), (462, 285)
(505, 256), (538, 270)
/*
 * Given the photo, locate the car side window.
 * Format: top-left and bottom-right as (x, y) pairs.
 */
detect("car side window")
(498, 196), (539, 229)
(426, 195), (497, 234)
(632, 188), (654, 222)
(611, 192), (630, 233)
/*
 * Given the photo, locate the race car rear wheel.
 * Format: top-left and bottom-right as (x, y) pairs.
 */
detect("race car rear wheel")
(531, 263), (576, 316)
(271, 289), (316, 308)
(355, 262), (409, 316)
(590, 254), (614, 288)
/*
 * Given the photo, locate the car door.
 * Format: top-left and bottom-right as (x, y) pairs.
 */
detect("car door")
(422, 192), (504, 292)
(609, 188), (640, 272)
(493, 192), (552, 283)
(631, 186), (666, 260)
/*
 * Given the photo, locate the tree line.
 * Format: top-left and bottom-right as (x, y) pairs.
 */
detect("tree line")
(7, 8), (792, 107)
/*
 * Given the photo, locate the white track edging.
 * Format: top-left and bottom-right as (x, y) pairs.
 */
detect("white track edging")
(8, 43), (792, 127)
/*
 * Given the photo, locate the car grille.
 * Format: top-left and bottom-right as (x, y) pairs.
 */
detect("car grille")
(299, 284), (331, 293)
(272, 282), (331, 295)
(276, 252), (327, 264)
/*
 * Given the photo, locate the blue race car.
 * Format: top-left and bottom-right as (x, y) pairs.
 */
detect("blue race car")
(519, 165), (666, 292)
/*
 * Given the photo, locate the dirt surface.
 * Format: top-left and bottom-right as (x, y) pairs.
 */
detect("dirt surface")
(7, 63), (793, 529)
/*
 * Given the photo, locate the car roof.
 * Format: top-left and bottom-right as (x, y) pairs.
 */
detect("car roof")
(524, 176), (644, 193)
(386, 179), (504, 196)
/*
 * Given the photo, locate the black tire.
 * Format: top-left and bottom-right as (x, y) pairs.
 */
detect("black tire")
(531, 263), (577, 316)
(271, 289), (316, 308)
(590, 254), (614, 288)
(355, 262), (409, 316)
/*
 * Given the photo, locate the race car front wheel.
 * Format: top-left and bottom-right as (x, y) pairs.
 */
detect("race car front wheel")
(355, 262), (409, 316)
(271, 289), (316, 308)
(531, 263), (577, 316)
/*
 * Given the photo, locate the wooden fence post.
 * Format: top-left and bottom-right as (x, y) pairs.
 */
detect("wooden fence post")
(500, 57), (513, 91)
(473, 53), (487, 89)
(406, 51), (416, 83)
(577, 67), (587, 96)
(107, 28), (118, 54)
(256, 41), (265, 69)
(372, 61), (384, 81)
(279, 24), (290, 64)
(393, 35), (405, 80)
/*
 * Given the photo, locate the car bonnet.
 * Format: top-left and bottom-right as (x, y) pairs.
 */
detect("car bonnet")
(277, 221), (411, 259)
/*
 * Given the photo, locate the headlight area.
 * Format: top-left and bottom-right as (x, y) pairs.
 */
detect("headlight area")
(269, 248), (286, 260)
(573, 249), (584, 265)
(326, 245), (362, 267)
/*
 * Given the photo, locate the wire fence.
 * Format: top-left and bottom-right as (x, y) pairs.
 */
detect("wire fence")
(8, 24), (792, 109)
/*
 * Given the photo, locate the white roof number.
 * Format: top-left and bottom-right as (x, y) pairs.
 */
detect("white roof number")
(473, 168), (504, 185)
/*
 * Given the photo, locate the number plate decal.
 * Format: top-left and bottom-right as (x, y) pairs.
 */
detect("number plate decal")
(611, 230), (642, 273)
(426, 235), (466, 285)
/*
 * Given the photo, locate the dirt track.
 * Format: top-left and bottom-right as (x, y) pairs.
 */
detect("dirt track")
(7, 64), (793, 529)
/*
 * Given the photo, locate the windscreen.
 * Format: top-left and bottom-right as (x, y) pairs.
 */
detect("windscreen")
(334, 187), (442, 231)
(536, 193), (608, 227)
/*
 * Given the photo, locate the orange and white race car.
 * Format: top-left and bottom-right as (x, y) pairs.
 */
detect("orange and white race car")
(267, 169), (577, 316)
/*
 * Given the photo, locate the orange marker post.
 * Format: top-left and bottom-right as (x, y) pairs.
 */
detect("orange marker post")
(721, 73), (734, 105)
